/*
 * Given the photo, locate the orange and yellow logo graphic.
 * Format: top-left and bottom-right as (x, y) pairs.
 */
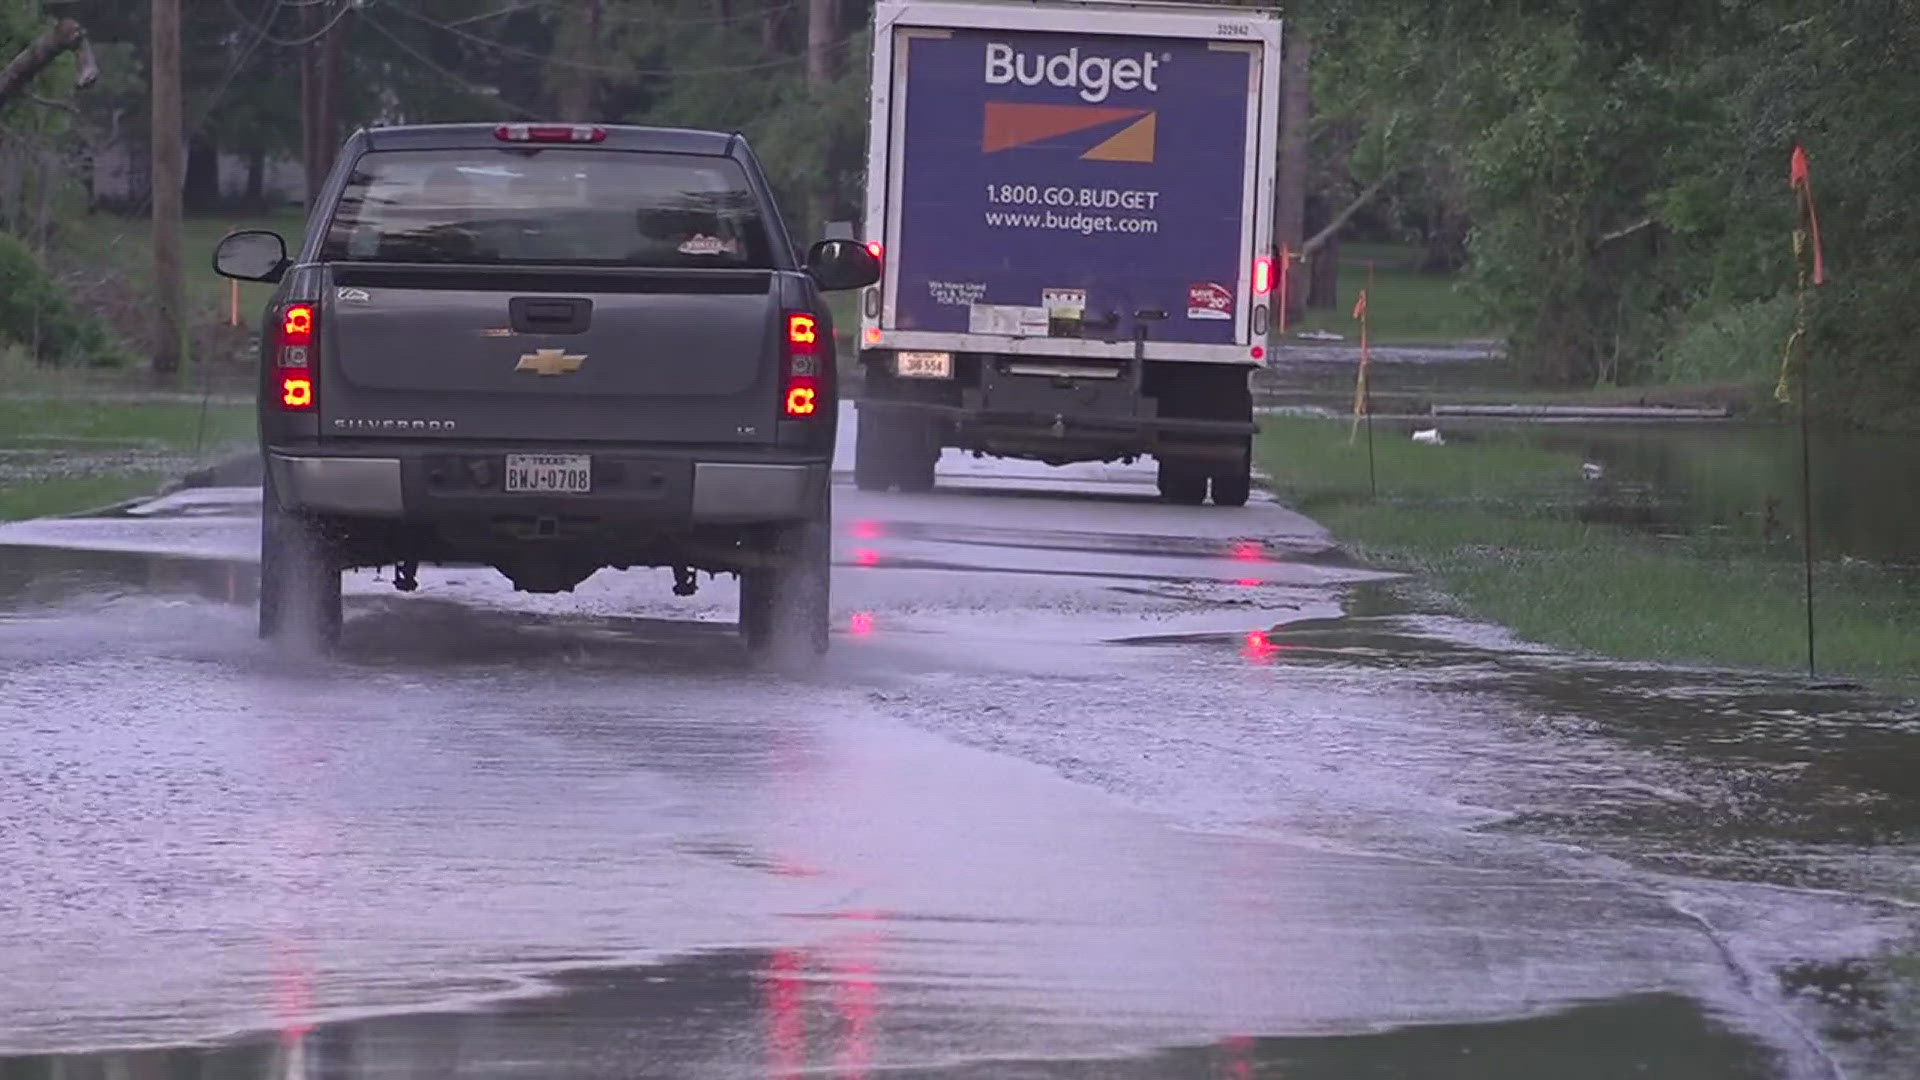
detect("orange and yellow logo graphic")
(982, 102), (1157, 163)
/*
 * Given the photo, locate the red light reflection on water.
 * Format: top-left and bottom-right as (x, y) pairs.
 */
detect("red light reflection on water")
(1219, 1034), (1255, 1079)
(1244, 630), (1286, 662)
(1236, 577), (1261, 588)
(764, 948), (806, 1079)
(850, 612), (875, 636)
(854, 548), (880, 567)
(850, 520), (884, 540)
(1230, 541), (1263, 562)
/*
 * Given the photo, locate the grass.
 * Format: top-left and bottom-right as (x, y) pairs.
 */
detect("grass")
(1284, 242), (1497, 344)
(57, 207), (309, 321)
(0, 396), (255, 521)
(1258, 415), (1920, 683)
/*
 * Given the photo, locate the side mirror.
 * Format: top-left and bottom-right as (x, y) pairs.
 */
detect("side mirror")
(214, 230), (288, 283)
(806, 238), (881, 292)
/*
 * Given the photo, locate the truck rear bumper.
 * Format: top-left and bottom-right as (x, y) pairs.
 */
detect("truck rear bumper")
(857, 399), (1253, 460)
(268, 450), (827, 525)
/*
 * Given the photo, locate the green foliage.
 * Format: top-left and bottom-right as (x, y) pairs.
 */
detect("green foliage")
(1655, 294), (1794, 386)
(0, 230), (125, 367)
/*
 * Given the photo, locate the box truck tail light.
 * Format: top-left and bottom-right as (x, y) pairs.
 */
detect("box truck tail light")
(783, 312), (824, 418)
(865, 241), (883, 261)
(276, 303), (317, 412)
(1252, 255), (1274, 296)
(494, 124), (606, 143)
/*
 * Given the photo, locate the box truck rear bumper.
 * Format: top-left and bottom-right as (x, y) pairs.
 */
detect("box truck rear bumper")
(857, 399), (1253, 462)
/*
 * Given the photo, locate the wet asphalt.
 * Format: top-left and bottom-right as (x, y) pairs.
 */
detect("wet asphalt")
(1, 425), (1917, 1079)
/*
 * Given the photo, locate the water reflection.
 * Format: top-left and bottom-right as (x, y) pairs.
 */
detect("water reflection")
(1451, 421), (1920, 566)
(0, 971), (1778, 1078)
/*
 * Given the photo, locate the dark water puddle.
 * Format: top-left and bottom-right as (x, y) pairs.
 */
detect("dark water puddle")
(0, 951), (1780, 1079)
(1416, 420), (1920, 568)
(0, 545), (256, 610)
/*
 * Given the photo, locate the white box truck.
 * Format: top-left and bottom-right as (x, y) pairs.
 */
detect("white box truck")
(854, 0), (1282, 505)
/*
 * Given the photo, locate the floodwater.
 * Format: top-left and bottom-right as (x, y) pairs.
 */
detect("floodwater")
(1473, 421), (1920, 567)
(1, 420), (1917, 1078)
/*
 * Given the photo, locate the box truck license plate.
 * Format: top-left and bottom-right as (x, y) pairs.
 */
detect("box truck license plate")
(505, 454), (592, 494)
(896, 351), (954, 379)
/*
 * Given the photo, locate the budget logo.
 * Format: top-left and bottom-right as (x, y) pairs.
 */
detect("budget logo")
(983, 43), (1165, 103)
(981, 102), (1157, 163)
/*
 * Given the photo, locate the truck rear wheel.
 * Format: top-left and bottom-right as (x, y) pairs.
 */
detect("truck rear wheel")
(1211, 441), (1253, 507)
(854, 407), (891, 491)
(740, 512), (831, 660)
(259, 483), (342, 650)
(1157, 460), (1209, 505)
(854, 407), (939, 493)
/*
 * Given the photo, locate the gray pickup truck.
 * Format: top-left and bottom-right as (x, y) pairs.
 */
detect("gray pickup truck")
(214, 123), (879, 655)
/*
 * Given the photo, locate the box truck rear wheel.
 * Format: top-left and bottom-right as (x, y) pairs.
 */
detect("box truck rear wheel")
(1211, 441), (1253, 507)
(854, 406), (891, 491)
(855, 407), (938, 493)
(1157, 460), (1208, 506)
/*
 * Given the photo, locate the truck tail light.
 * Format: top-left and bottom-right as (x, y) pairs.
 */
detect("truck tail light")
(276, 302), (317, 412)
(865, 240), (883, 261)
(494, 124), (606, 143)
(1252, 255), (1274, 296)
(783, 312), (824, 418)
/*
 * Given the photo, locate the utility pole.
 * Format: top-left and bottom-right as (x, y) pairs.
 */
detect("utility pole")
(552, 0), (602, 122)
(151, 0), (183, 380)
(317, 1), (348, 177)
(1274, 24), (1310, 325)
(805, 0), (837, 231)
(805, 0), (835, 89)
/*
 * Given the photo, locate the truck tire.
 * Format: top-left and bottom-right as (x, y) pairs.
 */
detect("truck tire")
(741, 509), (831, 660)
(854, 406), (891, 491)
(898, 427), (939, 493)
(855, 407), (940, 493)
(1211, 441), (1253, 507)
(1157, 460), (1208, 506)
(258, 482), (342, 650)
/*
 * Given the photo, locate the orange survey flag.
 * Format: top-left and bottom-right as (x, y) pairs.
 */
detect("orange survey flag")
(1789, 144), (1826, 286)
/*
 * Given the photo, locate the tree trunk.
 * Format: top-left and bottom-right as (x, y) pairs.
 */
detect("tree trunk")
(246, 145), (266, 209)
(1274, 25), (1310, 323)
(1307, 233), (1340, 310)
(0, 19), (86, 114)
(151, 0), (184, 379)
(184, 135), (220, 211)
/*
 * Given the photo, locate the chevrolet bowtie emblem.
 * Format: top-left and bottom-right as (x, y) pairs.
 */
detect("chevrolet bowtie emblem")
(515, 348), (586, 376)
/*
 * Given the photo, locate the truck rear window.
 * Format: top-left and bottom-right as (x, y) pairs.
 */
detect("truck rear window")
(319, 149), (776, 268)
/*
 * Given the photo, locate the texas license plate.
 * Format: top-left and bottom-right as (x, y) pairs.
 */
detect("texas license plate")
(505, 454), (591, 494)
(895, 351), (954, 379)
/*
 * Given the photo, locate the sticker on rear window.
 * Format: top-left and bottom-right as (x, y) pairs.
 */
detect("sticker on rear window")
(678, 234), (738, 256)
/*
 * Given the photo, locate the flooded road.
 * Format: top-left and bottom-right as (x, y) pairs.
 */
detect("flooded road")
(1, 433), (1916, 1078)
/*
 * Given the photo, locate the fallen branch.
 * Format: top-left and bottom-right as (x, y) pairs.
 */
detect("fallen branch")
(0, 19), (90, 115)
(1301, 175), (1395, 257)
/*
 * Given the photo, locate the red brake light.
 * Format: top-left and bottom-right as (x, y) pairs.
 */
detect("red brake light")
(788, 313), (819, 351)
(275, 302), (317, 412)
(865, 241), (883, 261)
(494, 124), (606, 143)
(281, 376), (314, 409)
(1252, 255), (1274, 296)
(783, 312), (825, 418)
